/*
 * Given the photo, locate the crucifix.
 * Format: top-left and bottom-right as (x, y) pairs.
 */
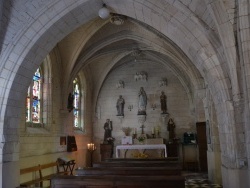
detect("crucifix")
(140, 125), (145, 134)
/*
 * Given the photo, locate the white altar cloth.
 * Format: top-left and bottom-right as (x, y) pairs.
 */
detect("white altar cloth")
(116, 144), (167, 158)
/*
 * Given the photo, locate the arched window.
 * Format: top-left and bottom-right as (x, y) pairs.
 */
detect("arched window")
(73, 77), (83, 130)
(26, 68), (42, 123)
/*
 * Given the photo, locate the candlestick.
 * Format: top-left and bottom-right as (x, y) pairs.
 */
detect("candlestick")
(151, 127), (154, 134)
(151, 133), (155, 138)
(87, 143), (96, 167)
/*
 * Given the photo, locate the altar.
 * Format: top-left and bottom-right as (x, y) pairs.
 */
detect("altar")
(116, 144), (167, 158)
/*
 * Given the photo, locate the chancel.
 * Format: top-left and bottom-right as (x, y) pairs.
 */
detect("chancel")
(0, 1), (249, 188)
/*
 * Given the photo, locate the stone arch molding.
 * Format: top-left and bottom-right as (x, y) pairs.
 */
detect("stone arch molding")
(0, 0), (238, 187)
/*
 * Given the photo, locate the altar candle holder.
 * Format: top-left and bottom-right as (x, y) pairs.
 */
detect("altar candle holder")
(87, 143), (96, 167)
(156, 131), (160, 138)
(132, 133), (137, 139)
(151, 133), (155, 138)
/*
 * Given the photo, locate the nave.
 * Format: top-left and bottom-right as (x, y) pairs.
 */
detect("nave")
(51, 158), (223, 188)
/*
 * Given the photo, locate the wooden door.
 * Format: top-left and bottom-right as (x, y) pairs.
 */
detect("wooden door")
(196, 122), (208, 171)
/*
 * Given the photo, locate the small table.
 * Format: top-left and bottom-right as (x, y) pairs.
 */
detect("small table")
(116, 144), (167, 158)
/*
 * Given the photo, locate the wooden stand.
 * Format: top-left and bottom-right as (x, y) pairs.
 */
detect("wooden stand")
(100, 144), (113, 161)
(181, 143), (198, 171)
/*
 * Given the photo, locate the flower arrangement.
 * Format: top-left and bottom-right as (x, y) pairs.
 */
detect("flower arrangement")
(133, 152), (148, 158)
(121, 127), (132, 136)
(137, 135), (146, 142)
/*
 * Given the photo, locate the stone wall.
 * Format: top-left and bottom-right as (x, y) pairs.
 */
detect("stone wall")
(93, 60), (199, 157)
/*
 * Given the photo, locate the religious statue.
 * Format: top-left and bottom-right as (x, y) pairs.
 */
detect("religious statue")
(167, 118), (175, 141)
(103, 119), (112, 144)
(160, 91), (167, 114)
(116, 95), (125, 116)
(67, 92), (74, 112)
(138, 87), (147, 115)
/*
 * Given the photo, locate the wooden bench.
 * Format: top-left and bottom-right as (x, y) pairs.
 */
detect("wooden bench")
(20, 161), (68, 187)
(104, 157), (179, 162)
(51, 175), (185, 188)
(51, 174), (185, 188)
(93, 160), (180, 168)
(52, 158), (185, 188)
(75, 166), (182, 176)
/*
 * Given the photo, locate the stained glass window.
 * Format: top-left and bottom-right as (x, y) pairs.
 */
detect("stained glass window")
(73, 78), (80, 128)
(26, 68), (42, 123)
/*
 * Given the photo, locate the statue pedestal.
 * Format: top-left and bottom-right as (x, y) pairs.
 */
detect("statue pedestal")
(100, 144), (113, 161)
(137, 115), (146, 134)
(161, 113), (169, 124)
(116, 115), (124, 122)
(137, 115), (146, 125)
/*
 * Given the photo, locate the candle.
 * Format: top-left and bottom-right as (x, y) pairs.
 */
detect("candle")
(135, 128), (137, 134)
(151, 127), (154, 134)
(88, 143), (95, 150)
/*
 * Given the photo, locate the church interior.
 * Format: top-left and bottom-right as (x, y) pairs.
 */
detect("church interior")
(0, 0), (250, 188)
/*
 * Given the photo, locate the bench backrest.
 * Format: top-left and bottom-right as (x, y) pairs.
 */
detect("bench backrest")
(75, 166), (182, 176)
(51, 175), (185, 188)
(105, 157), (179, 162)
(93, 161), (180, 168)
(20, 161), (62, 186)
(20, 165), (41, 175)
(39, 162), (59, 173)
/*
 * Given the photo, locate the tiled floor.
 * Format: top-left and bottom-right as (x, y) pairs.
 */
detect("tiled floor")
(183, 171), (223, 188)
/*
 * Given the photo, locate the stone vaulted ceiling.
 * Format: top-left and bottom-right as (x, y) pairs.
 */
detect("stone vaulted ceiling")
(57, 12), (204, 106)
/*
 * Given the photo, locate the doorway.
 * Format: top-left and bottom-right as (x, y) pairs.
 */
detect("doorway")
(196, 122), (208, 171)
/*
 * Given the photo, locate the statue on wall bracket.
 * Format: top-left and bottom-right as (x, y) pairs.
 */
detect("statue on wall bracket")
(137, 87), (147, 115)
(167, 118), (175, 141)
(67, 92), (74, 112)
(116, 95), (125, 116)
(160, 91), (168, 114)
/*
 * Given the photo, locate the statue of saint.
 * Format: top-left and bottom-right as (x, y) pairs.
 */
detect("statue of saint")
(160, 91), (167, 114)
(67, 93), (74, 112)
(138, 87), (147, 115)
(167, 118), (175, 141)
(116, 95), (125, 116)
(103, 119), (112, 143)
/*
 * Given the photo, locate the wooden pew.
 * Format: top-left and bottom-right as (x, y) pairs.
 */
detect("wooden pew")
(51, 174), (185, 188)
(104, 157), (179, 162)
(52, 158), (185, 188)
(93, 160), (180, 168)
(20, 161), (68, 187)
(20, 165), (42, 187)
(75, 166), (182, 176)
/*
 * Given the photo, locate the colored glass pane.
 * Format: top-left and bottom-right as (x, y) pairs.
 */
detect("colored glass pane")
(26, 68), (41, 123)
(73, 78), (80, 128)
(26, 97), (30, 122)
